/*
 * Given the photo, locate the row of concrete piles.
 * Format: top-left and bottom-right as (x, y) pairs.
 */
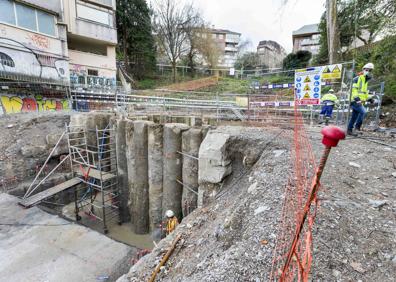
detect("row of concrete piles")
(116, 119), (205, 235)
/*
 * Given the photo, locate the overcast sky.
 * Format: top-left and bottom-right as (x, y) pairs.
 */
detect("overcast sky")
(151, 0), (326, 53)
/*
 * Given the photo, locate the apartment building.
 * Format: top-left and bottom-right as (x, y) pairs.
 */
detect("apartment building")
(0, 0), (69, 83)
(256, 40), (287, 69)
(292, 24), (320, 55)
(64, 0), (117, 86)
(208, 28), (241, 69)
(0, 0), (117, 86)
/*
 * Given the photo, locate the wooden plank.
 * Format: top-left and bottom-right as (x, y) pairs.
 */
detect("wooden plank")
(74, 167), (116, 181)
(19, 178), (82, 208)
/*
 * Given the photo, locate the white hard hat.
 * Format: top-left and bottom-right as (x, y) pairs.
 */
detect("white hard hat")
(328, 89), (335, 93)
(165, 210), (174, 218)
(363, 63), (374, 70)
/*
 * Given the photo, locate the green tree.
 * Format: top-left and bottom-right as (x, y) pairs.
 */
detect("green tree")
(117, 0), (156, 80)
(315, 0), (396, 64)
(234, 52), (261, 70)
(282, 51), (312, 70)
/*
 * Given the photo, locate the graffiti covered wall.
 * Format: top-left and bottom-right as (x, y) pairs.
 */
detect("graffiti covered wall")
(0, 95), (70, 115)
(0, 24), (69, 82)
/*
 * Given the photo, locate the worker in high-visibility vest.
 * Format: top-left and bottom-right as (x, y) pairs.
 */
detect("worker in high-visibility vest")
(319, 89), (338, 125)
(165, 210), (178, 235)
(347, 63), (375, 136)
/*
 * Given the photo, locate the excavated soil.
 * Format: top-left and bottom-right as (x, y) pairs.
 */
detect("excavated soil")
(119, 126), (396, 282)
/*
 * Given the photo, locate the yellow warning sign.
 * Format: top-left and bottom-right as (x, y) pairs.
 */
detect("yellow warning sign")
(322, 66), (331, 73)
(304, 76), (311, 83)
(304, 84), (311, 91)
(322, 64), (342, 80)
(332, 65), (341, 73)
(303, 92), (310, 99)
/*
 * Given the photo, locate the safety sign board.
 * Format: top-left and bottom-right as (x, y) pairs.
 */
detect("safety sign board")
(295, 66), (322, 105)
(321, 64), (342, 80)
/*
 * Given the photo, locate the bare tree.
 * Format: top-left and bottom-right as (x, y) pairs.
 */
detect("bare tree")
(183, 10), (204, 78)
(152, 0), (199, 82)
(195, 29), (223, 69)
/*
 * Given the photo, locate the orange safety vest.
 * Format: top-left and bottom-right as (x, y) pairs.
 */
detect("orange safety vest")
(166, 217), (178, 235)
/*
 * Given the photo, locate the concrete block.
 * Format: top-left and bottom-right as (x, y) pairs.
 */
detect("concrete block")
(198, 131), (232, 184)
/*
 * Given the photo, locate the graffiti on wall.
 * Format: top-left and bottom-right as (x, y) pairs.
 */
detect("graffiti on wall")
(0, 95), (70, 115)
(27, 34), (51, 50)
(0, 37), (69, 81)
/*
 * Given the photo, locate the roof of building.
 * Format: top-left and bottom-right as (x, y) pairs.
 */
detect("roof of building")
(292, 24), (319, 36)
(209, 28), (241, 35)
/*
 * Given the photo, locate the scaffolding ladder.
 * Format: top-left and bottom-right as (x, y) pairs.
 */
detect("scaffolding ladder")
(66, 123), (121, 234)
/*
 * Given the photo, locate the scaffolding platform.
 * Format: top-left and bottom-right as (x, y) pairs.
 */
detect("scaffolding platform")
(67, 123), (121, 234)
(73, 167), (116, 182)
(19, 177), (82, 208)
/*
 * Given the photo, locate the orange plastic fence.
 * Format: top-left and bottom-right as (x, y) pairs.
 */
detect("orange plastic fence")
(270, 103), (319, 281)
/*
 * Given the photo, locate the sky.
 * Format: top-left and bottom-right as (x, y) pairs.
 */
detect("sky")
(155, 0), (326, 53)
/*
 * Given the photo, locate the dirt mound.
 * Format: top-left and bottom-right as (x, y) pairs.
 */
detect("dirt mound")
(161, 76), (219, 92)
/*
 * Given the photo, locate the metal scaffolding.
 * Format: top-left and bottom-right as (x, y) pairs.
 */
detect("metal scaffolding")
(66, 123), (120, 234)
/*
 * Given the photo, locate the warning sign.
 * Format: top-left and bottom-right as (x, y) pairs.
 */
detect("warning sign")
(321, 64), (343, 80)
(295, 66), (322, 105)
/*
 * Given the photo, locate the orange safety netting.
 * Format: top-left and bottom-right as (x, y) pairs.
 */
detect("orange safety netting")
(270, 102), (320, 281)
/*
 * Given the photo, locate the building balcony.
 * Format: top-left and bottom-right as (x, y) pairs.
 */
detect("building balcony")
(225, 46), (238, 52)
(80, 0), (115, 9)
(73, 18), (117, 45)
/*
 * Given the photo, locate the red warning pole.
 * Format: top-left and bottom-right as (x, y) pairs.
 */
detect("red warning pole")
(280, 126), (345, 281)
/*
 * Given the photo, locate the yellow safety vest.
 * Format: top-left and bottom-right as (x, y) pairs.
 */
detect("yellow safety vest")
(351, 75), (369, 102)
(321, 93), (338, 103)
(166, 217), (178, 235)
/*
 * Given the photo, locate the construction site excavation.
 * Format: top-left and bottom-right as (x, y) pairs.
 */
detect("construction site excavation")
(1, 0), (396, 281)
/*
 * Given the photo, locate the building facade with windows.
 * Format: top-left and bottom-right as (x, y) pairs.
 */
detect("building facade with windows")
(256, 40), (287, 69)
(292, 24), (320, 56)
(0, 0), (69, 83)
(64, 0), (117, 86)
(208, 28), (241, 69)
(0, 0), (117, 86)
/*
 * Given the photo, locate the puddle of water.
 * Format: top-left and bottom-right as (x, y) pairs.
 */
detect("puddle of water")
(62, 200), (154, 250)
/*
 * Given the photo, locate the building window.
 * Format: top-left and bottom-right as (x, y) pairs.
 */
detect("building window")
(0, 52), (15, 67)
(0, 1), (56, 37)
(15, 3), (37, 31)
(88, 69), (99, 76)
(76, 4), (112, 26)
(0, 0), (16, 25)
(37, 10), (55, 36)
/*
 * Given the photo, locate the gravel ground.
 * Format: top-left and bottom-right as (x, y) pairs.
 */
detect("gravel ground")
(310, 127), (396, 281)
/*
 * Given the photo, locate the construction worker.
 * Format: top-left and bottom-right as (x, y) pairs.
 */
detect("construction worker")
(165, 210), (178, 236)
(319, 89), (338, 125)
(347, 63), (374, 136)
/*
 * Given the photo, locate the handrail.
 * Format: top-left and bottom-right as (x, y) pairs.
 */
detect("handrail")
(23, 131), (66, 199)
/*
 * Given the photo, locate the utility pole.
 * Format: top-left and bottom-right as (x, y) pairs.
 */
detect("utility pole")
(326, 0), (340, 64)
